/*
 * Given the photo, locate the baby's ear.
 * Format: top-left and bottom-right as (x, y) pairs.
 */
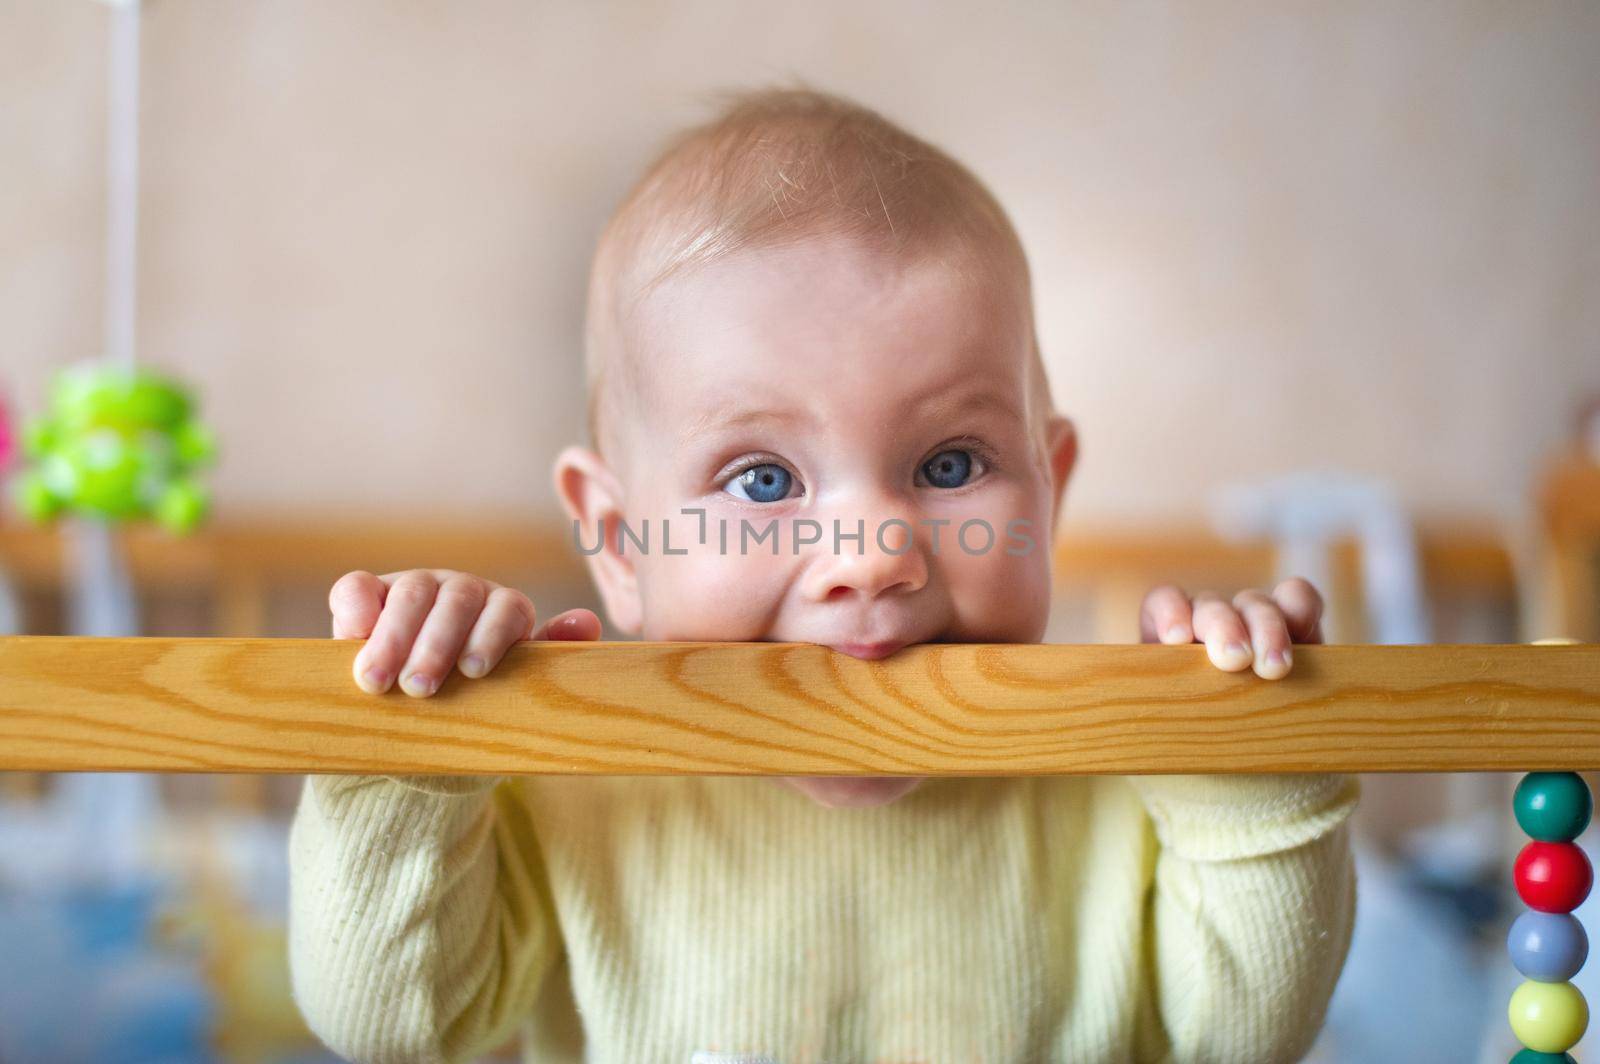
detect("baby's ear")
(552, 445), (642, 636)
(1044, 415), (1078, 532)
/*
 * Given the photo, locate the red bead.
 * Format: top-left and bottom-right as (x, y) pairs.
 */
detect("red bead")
(1516, 842), (1594, 912)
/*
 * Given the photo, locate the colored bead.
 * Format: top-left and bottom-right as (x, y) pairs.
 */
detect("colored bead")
(1509, 1051), (1576, 1064)
(16, 364), (214, 534)
(1509, 911), (1590, 982)
(1516, 773), (1594, 842)
(1508, 979), (1588, 1053)
(1515, 842), (1594, 913)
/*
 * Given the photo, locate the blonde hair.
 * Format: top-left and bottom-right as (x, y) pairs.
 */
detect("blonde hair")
(584, 87), (1049, 461)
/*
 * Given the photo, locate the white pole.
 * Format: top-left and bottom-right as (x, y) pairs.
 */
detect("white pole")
(104, 0), (140, 369)
(57, 0), (154, 892)
(0, 567), (18, 636)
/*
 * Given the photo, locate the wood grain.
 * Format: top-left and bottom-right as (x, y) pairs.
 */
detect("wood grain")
(1, 637), (1596, 775)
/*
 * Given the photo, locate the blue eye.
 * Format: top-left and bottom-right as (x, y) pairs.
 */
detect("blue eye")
(921, 449), (974, 489)
(727, 463), (794, 503)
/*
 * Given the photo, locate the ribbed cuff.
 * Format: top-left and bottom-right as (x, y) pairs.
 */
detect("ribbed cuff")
(383, 774), (502, 797)
(304, 773), (500, 810)
(301, 775), (504, 874)
(1125, 773), (1360, 861)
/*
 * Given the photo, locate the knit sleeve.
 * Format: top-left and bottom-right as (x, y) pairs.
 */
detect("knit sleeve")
(287, 774), (564, 1064)
(1123, 773), (1360, 1064)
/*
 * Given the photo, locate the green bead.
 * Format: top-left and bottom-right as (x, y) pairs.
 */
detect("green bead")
(155, 479), (208, 535)
(17, 362), (214, 531)
(122, 376), (191, 430)
(173, 420), (217, 465)
(60, 430), (145, 518)
(1510, 1051), (1576, 1064)
(52, 365), (190, 432)
(13, 472), (61, 523)
(1516, 773), (1594, 842)
(21, 418), (55, 460)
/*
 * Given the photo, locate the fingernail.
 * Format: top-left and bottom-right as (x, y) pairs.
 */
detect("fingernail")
(1268, 647), (1292, 670)
(1207, 637), (1251, 669)
(1163, 624), (1190, 645)
(359, 667), (390, 694)
(1255, 646), (1283, 677)
(400, 673), (436, 697)
(459, 655), (486, 679)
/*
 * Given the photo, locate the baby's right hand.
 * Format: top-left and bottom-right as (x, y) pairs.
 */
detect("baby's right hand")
(329, 569), (602, 697)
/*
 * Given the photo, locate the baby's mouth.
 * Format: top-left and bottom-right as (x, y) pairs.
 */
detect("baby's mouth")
(821, 628), (954, 660)
(830, 639), (912, 660)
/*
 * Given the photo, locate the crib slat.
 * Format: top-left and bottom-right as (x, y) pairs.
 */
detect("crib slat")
(0, 637), (1596, 775)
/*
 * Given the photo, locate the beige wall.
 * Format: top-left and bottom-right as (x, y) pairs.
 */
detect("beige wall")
(4, 0), (1597, 526)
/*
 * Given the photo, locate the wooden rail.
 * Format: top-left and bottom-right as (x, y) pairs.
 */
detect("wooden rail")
(2, 637), (1597, 775)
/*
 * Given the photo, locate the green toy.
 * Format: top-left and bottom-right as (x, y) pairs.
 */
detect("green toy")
(13, 364), (216, 534)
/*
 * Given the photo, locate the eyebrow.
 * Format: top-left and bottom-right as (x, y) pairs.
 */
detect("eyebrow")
(678, 405), (812, 446)
(676, 378), (1025, 447)
(913, 383), (1026, 425)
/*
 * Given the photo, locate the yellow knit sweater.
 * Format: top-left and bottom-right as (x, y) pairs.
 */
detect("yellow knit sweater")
(288, 771), (1358, 1064)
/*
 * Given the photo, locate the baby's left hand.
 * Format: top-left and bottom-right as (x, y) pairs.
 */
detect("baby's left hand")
(1139, 577), (1324, 680)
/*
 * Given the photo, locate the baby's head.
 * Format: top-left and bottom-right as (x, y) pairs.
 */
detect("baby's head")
(555, 89), (1077, 808)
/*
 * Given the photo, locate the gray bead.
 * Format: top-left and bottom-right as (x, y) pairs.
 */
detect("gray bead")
(1508, 910), (1589, 982)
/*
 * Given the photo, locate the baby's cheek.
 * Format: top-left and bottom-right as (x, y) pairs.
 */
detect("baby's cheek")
(636, 545), (794, 642)
(942, 526), (1053, 642)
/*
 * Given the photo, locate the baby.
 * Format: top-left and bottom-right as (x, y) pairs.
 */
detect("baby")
(289, 89), (1357, 1063)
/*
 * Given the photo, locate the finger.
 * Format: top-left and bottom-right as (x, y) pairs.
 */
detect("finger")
(1191, 590), (1253, 672)
(456, 586), (539, 679)
(353, 571), (439, 694)
(1139, 584), (1194, 644)
(1271, 577), (1325, 645)
(1234, 588), (1294, 679)
(329, 570), (386, 639)
(532, 608), (602, 642)
(376, 568), (471, 588)
(398, 574), (491, 697)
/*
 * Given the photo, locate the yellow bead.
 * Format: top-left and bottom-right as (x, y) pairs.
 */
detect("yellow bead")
(1509, 980), (1589, 1054)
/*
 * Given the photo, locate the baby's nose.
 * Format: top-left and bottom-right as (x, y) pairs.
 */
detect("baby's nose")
(799, 514), (929, 601)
